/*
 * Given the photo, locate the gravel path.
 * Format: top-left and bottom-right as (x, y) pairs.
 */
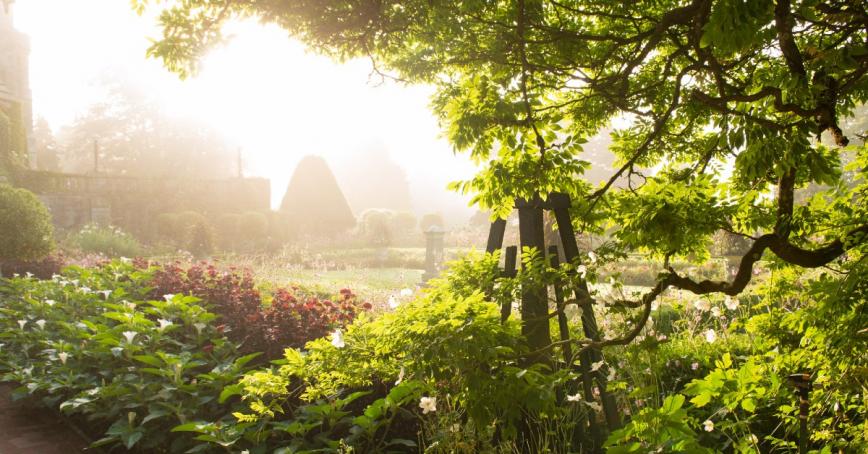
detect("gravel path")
(0, 383), (90, 453)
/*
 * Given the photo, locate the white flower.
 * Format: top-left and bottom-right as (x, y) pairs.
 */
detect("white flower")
(651, 300), (659, 311)
(111, 347), (124, 357)
(591, 360), (605, 372)
(17, 319), (26, 330)
(45, 299), (56, 307)
(35, 319), (46, 329)
(163, 294), (175, 303)
(79, 286), (92, 293)
(58, 352), (69, 364)
(749, 434), (758, 444)
(331, 329), (345, 348)
(25, 272), (33, 278)
(691, 362), (700, 371)
(395, 367), (405, 385)
(76, 322), (88, 330)
(120, 257), (132, 264)
(400, 288), (413, 297)
(124, 301), (136, 311)
(193, 323), (206, 335)
(388, 295), (399, 309)
(693, 299), (711, 312)
(724, 296), (740, 311)
(587, 251), (598, 264)
(157, 319), (173, 331)
(98, 290), (112, 299)
(419, 396), (437, 414)
(566, 393), (582, 402)
(607, 367), (617, 382)
(711, 307), (722, 317)
(585, 401), (602, 412)
(703, 419), (714, 432)
(704, 329), (717, 343)
(122, 331), (137, 344)
(577, 265), (587, 278)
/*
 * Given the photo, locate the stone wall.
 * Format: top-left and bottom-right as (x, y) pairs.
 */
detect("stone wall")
(13, 170), (271, 234)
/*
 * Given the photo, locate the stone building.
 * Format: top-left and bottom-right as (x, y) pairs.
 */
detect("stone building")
(0, 0), (33, 167)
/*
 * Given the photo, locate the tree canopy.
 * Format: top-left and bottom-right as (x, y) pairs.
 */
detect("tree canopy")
(140, 0), (867, 328)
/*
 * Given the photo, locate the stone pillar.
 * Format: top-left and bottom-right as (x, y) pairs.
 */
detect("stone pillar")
(422, 225), (445, 282)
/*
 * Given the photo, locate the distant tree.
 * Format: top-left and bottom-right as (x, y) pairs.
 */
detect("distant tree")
(419, 213), (445, 232)
(392, 211), (417, 236)
(358, 209), (392, 247)
(334, 147), (413, 214)
(0, 185), (54, 266)
(0, 103), (27, 173)
(57, 75), (235, 178)
(32, 117), (60, 172)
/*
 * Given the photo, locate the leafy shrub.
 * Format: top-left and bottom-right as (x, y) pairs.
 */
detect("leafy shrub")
(187, 219), (215, 258)
(0, 262), (259, 452)
(0, 252), (66, 279)
(193, 253), (567, 452)
(146, 262), (370, 358)
(71, 223), (143, 258)
(605, 394), (709, 453)
(0, 184), (54, 262)
(239, 211), (268, 240)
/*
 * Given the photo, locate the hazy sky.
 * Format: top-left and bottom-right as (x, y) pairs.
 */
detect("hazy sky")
(13, 0), (476, 221)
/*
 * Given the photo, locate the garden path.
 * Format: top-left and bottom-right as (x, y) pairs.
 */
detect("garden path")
(0, 383), (90, 453)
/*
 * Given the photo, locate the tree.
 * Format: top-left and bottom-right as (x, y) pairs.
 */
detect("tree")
(57, 74), (235, 178)
(140, 0), (867, 373)
(0, 184), (54, 265)
(32, 117), (60, 172)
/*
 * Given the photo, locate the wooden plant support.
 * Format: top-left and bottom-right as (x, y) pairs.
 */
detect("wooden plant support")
(485, 192), (621, 451)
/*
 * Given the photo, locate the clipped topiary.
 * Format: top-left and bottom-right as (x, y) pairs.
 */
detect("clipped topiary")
(280, 155), (356, 235)
(188, 219), (215, 258)
(0, 184), (54, 266)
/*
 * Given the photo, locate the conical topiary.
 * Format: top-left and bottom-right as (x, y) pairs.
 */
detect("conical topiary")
(280, 155), (356, 235)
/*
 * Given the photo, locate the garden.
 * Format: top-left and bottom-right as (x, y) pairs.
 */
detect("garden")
(1, 0), (867, 453)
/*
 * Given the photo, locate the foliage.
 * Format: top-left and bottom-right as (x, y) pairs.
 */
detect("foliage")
(419, 213), (445, 232)
(70, 223), (143, 258)
(357, 209), (418, 248)
(0, 252), (67, 279)
(181, 253), (571, 452)
(0, 184), (54, 262)
(146, 261), (370, 359)
(187, 219), (215, 258)
(55, 75), (236, 178)
(0, 262), (259, 452)
(140, 2), (868, 420)
(0, 101), (29, 172)
(604, 394), (710, 453)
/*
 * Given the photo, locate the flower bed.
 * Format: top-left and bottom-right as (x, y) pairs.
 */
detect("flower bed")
(0, 261), (369, 452)
(146, 261), (370, 358)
